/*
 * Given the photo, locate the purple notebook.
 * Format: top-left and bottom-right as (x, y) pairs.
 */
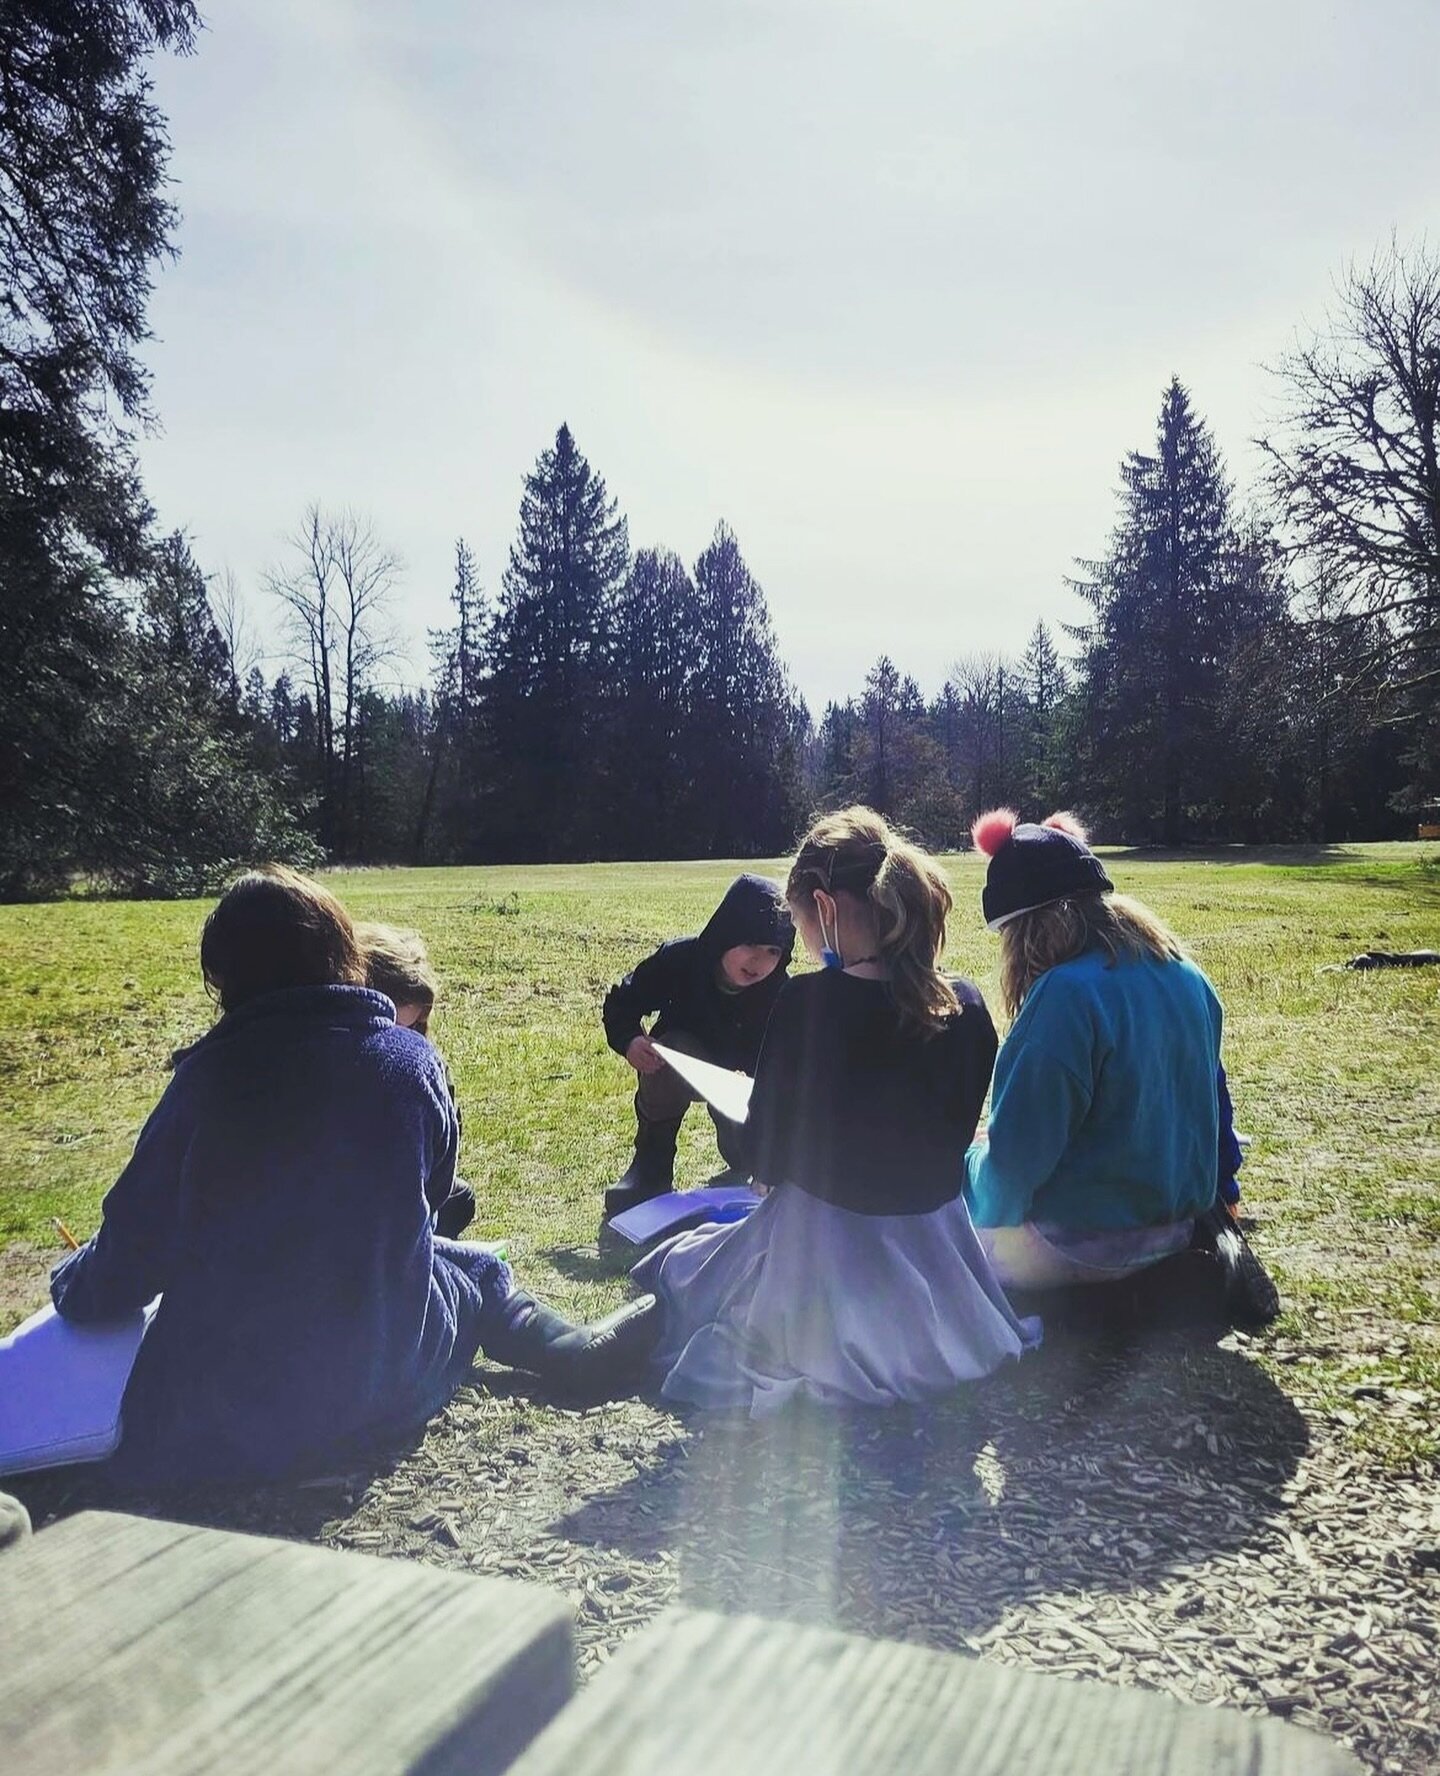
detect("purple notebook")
(0, 1299), (158, 1476)
(607, 1186), (761, 1250)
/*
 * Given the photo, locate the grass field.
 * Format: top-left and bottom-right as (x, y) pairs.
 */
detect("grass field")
(5, 845), (1440, 1771)
(3, 842), (1438, 1461)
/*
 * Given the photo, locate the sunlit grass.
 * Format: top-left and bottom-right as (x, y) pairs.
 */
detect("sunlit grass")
(2, 844), (1437, 1460)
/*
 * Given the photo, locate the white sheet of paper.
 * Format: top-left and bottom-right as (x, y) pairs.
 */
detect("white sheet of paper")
(0, 1297), (159, 1475)
(651, 1043), (754, 1124)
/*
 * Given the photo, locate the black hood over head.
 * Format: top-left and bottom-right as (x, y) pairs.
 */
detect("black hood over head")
(697, 874), (795, 963)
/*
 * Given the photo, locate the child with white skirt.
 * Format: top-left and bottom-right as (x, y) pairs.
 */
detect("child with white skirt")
(633, 807), (1041, 1413)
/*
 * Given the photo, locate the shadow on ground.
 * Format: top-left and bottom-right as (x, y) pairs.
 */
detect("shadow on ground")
(552, 1329), (1308, 1648)
(7, 1429), (428, 1545)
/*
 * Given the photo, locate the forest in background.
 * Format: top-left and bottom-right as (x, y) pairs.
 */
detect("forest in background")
(2, 6), (1437, 898)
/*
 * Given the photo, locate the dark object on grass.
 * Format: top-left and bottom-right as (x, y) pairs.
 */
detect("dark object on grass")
(1344, 950), (1440, 970)
(603, 1117), (682, 1226)
(1190, 1203), (1282, 1327)
(599, 1186), (761, 1259)
(1006, 1222), (1280, 1334)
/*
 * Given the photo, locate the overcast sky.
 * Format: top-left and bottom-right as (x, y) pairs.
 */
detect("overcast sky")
(139, 0), (1440, 712)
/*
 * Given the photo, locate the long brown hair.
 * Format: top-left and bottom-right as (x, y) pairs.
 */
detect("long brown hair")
(787, 806), (958, 1037)
(200, 866), (365, 1013)
(998, 892), (1185, 1019)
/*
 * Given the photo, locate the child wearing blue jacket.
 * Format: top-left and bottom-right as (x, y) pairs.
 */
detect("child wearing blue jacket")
(51, 868), (657, 1488)
(964, 810), (1277, 1325)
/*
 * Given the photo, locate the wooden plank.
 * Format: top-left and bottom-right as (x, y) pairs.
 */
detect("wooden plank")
(0, 1511), (574, 1776)
(508, 1607), (1364, 1776)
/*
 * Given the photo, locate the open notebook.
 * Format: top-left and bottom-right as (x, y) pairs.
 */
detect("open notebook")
(0, 1298), (158, 1476)
(651, 1043), (753, 1123)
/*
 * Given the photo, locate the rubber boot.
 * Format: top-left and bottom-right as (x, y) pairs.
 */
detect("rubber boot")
(485, 1292), (662, 1397)
(1191, 1202), (1281, 1327)
(0, 1491), (31, 1552)
(602, 1117), (681, 1224)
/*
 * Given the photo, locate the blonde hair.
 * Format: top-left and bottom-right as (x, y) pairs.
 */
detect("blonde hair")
(788, 805), (957, 1037)
(998, 892), (1185, 1019)
(356, 922), (438, 1029)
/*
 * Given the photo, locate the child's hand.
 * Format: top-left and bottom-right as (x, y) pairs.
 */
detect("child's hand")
(626, 1035), (665, 1075)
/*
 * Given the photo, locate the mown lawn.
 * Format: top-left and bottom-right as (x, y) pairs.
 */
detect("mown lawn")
(2, 844), (1438, 1463)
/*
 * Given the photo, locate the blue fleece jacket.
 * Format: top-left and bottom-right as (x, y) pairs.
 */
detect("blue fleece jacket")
(51, 985), (508, 1487)
(964, 950), (1223, 1232)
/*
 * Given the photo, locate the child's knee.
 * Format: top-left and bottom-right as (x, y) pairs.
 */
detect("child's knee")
(637, 1067), (693, 1122)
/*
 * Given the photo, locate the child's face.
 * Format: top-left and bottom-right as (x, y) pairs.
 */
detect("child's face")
(719, 944), (784, 989)
(395, 1002), (430, 1036)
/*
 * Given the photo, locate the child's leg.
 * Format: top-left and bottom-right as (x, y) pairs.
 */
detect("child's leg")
(604, 1034), (704, 1220)
(433, 1178), (476, 1240)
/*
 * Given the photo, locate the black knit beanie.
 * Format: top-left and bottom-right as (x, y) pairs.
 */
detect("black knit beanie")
(971, 809), (1113, 930)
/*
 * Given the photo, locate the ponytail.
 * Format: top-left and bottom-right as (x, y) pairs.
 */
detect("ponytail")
(788, 806), (957, 1038)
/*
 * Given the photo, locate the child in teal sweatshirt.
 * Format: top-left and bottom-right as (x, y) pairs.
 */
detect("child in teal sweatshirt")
(963, 809), (1277, 1323)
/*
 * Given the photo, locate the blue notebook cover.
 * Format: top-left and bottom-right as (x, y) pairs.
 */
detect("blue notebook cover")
(607, 1186), (761, 1250)
(0, 1299), (158, 1476)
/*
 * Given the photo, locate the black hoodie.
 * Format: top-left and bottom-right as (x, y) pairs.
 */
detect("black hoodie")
(602, 874), (796, 1071)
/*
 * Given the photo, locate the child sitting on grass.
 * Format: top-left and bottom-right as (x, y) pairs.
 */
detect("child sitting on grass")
(601, 874), (795, 1225)
(964, 809), (1278, 1325)
(50, 867), (658, 1488)
(356, 921), (475, 1240)
(633, 808), (1040, 1413)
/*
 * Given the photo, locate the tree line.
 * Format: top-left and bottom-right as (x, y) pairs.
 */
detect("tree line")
(2, 7), (1437, 898)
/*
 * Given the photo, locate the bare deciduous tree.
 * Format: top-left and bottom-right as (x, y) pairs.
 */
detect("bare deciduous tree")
(265, 504), (401, 852)
(1259, 238), (1440, 696)
(209, 567), (260, 694)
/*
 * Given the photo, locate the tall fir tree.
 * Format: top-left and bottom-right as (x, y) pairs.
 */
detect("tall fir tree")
(487, 425), (630, 859)
(689, 523), (803, 854)
(605, 548), (700, 855)
(1070, 380), (1245, 844)
(0, 3), (199, 897)
(1017, 619), (1069, 809)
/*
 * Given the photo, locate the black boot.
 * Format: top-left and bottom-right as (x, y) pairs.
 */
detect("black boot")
(602, 1117), (681, 1224)
(486, 1293), (662, 1397)
(1191, 1202), (1281, 1327)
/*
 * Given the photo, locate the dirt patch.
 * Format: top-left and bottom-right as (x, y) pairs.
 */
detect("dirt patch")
(0, 1241), (54, 1332)
(12, 1323), (1437, 1774)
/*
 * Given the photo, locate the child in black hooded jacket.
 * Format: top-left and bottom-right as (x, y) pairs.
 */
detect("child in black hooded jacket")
(601, 874), (794, 1224)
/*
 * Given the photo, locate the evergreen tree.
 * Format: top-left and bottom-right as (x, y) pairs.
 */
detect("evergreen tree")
(487, 425), (630, 859)
(689, 523), (803, 854)
(857, 656), (903, 813)
(1016, 620), (1069, 810)
(424, 537), (494, 861)
(605, 548), (700, 855)
(0, 2), (199, 897)
(1070, 380), (1246, 844)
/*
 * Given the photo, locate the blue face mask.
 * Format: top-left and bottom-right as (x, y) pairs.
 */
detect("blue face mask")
(818, 903), (844, 970)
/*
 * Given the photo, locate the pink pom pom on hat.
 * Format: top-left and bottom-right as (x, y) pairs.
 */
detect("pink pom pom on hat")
(970, 807), (1019, 858)
(973, 807), (1113, 930)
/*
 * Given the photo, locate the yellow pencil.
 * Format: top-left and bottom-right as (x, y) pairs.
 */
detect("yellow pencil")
(52, 1217), (81, 1251)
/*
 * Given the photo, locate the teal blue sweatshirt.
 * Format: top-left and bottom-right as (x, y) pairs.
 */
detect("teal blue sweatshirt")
(965, 949), (1222, 1231)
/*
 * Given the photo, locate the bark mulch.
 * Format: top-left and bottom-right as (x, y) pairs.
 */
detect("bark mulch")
(13, 1324), (1439, 1774)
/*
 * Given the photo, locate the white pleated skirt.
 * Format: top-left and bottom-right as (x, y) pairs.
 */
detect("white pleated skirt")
(632, 1185), (1042, 1416)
